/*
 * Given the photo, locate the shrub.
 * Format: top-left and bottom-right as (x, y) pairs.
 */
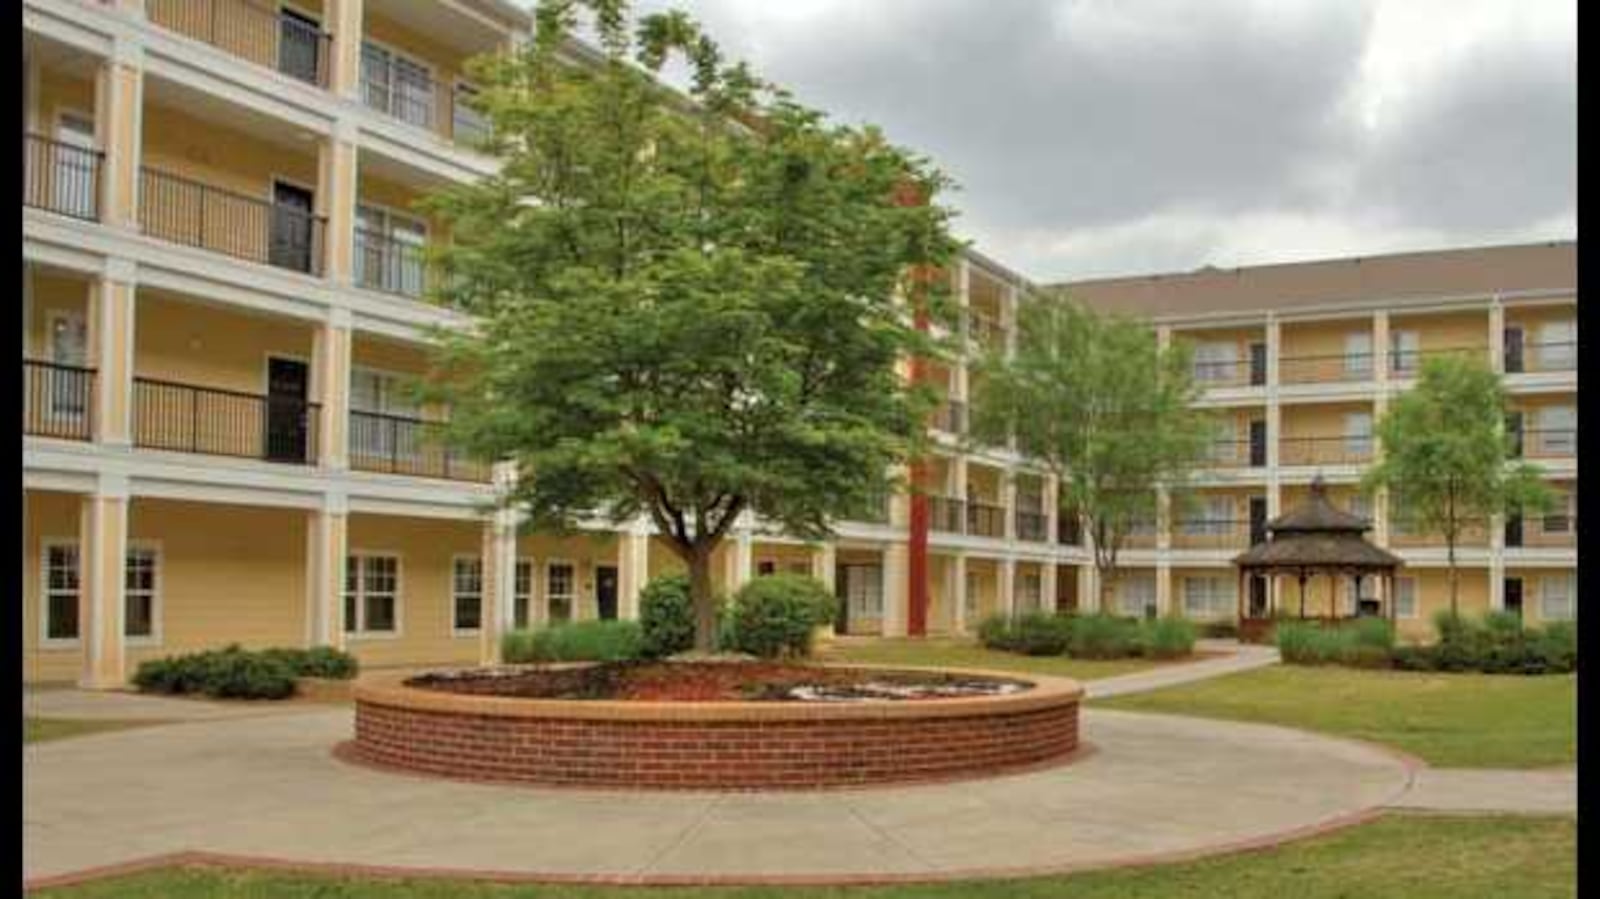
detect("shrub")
(725, 574), (836, 659)
(1347, 617), (1396, 651)
(1010, 612), (1072, 656)
(638, 574), (697, 658)
(1533, 621), (1577, 673)
(500, 629), (538, 663)
(1067, 614), (1142, 659)
(1140, 616), (1197, 659)
(976, 613), (1017, 652)
(1338, 643), (1395, 669)
(1199, 620), (1239, 639)
(132, 645), (297, 700)
(1274, 621), (1328, 665)
(259, 646), (359, 680)
(1390, 644), (1437, 671)
(508, 621), (645, 663)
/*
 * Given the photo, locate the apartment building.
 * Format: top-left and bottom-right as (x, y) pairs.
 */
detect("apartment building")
(19, 2), (1574, 689)
(21, 0), (1084, 687)
(1056, 241), (1578, 640)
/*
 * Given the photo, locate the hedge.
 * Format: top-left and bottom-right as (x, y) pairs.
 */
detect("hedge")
(132, 644), (358, 700)
(977, 612), (1196, 660)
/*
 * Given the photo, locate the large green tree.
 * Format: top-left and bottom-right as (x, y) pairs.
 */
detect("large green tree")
(418, 0), (957, 649)
(969, 293), (1214, 612)
(1361, 355), (1554, 617)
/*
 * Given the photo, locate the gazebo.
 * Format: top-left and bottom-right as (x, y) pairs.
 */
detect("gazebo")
(1233, 477), (1404, 643)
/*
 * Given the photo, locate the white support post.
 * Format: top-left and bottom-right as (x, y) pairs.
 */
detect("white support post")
(79, 473), (130, 689)
(999, 558), (1016, 618)
(951, 553), (968, 634)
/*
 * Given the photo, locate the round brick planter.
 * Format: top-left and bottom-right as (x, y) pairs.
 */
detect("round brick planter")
(351, 666), (1083, 791)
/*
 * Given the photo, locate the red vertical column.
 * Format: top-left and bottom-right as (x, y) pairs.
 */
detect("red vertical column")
(895, 179), (932, 638)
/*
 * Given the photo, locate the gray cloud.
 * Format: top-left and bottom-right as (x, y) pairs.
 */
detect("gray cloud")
(582, 1), (1575, 281)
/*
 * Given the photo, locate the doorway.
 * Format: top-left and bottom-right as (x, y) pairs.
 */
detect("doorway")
(269, 180), (316, 273)
(595, 565), (619, 620)
(278, 8), (323, 85)
(265, 357), (310, 463)
(1504, 577), (1524, 619)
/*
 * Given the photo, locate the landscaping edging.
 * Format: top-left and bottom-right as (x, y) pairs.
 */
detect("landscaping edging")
(351, 665), (1083, 790)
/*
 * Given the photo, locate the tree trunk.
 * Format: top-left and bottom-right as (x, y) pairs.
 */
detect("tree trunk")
(688, 548), (718, 653)
(1447, 537), (1459, 619)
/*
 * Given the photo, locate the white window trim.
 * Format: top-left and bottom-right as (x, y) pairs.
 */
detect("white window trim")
(39, 538), (82, 649)
(1117, 575), (1156, 617)
(1182, 576), (1235, 619)
(1344, 332), (1374, 377)
(512, 557), (536, 631)
(450, 553), (484, 637)
(123, 540), (163, 647)
(1394, 576), (1419, 620)
(360, 37), (439, 126)
(546, 558), (576, 624)
(1538, 574), (1575, 622)
(345, 550), (404, 640)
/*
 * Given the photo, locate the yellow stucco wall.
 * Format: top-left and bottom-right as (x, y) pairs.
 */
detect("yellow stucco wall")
(22, 491), (82, 683)
(1389, 310), (1489, 353)
(31, 68), (95, 135)
(344, 513), (482, 668)
(1280, 401), (1375, 439)
(1280, 318), (1372, 361)
(25, 270), (91, 360)
(1392, 567), (1492, 642)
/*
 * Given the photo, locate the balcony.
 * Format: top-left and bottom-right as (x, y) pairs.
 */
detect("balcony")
(133, 376), (320, 464)
(966, 501), (1006, 538)
(1389, 517), (1490, 549)
(1016, 509), (1048, 542)
(148, 0), (332, 87)
(1279, 435), (1373, 467)
(24, 133), (103, 222)
(1280, 352), (1372, 385)
(1514, 429), (1577, 460)
(932, 399), (967, 434)
(355, 229), (429, 298)
(348, 410), (492, 482)
(1204, 437), (1265, 469)
(843, 489), (892, 525)
(1389, 345), (1489, 379)
(1506, 513), (1577, 549)
(139, 168), (327, 276)
(1057, 516), (1082, 546)
(1507, 341), (1577, 374)
(23, 360), (96, 441)
(1192, 358), (1264, 389)
(1171, 518), (1252, 550)
(926, 495), (965, 534)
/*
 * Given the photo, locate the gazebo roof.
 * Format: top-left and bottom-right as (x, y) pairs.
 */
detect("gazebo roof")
(1233, 476), (1403, 573)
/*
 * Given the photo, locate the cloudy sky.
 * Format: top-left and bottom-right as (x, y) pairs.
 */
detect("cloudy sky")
(569, 0), (1575, 283)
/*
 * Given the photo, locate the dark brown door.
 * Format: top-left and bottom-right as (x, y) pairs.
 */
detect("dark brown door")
(270, 181), (316, 272)
(1249, 497), (1268, 545)
(1504, 327), (1524, 373)
(1249, 420), (1267, 467)
(278, 9), (323, 84)
(1504, 578), (1524, 618)
(265, 357), (310, 463)
(1248, 575), (1269, 617)
(1505, 514), (1524, 547)
(595, 565), (619, 620)
(1249, 342), (1267, 386)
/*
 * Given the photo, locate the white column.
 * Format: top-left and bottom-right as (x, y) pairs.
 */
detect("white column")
(318, 309), (352, 471)
(726, 521), (754, 593)
(1488, 298), (1506, 373)
(1488, 510), (1506, 611)
(998, 557), (1016, 618)
(306, 492), (348, 649)
(951, 553), (968, 633)
(617, 520), (651, 622)
(1041, 561), (1058, 615)
(96, 39), (143, 231)
(92, 259), (137, 447)
(481, 511), (517, 664)
(80, 473), (130, 689)
(882, 543), (908, 637)
(811, 542), (837, 638)
(1002, 470), (1017, 541)
(327, 0), (366, 101)
(1155, 560), (1172, 617)
(1079, 562), (1100, 613)
(1374, 310), (1391, 387)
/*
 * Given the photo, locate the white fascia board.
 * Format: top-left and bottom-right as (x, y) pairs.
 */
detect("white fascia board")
(24, 0), (118, 58)
(141, 37), (336, 135)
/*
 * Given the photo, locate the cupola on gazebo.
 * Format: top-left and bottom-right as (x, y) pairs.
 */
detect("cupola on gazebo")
(1233, 477), (1404, 642)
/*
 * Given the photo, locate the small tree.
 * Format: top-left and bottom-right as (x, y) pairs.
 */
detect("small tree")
(1362, 355), (1554, 617)
(418, 1), (958, 651)
(970, 293), (1214, 611)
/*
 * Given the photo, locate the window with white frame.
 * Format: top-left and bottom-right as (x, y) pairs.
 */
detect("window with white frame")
(1192, 341), (1239, 384)
(1346, 492), (1371, 524)
(1182, 576), (1234, 619)
(1542, 491), (1574, 535)
(42, 542), (80, 642)
(1394, 577), (1418, 619)
(1538, 319), (1576, 369)
(345, 554), (398, 635)
(452, 557), (483, 632)
(1017, 571), (1043, 612)
(1389, 329), (1420, 376)
(124, 546), (159, 641)
(452, 79), (490, 144)
(349, 368), (422, 462)
(1183, 495), (1234, 536)
(844, 565), (883, 623)
(1344, 332), (1373, 378)
(361, 42), (434, 128)
(1116, 575), (1156, 617)
(1346, 576), (1379, 612)
(547, 562), (575, 623)
(1537, 406), (1576, 455)
(1540, 574), (1575, 621)
(1344, 412), (1373, 457)
(513, 559), (534, 630)
(355, 204), (428, 297)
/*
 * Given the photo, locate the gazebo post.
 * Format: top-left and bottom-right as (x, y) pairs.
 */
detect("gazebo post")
(1327, 571), (1337, 623)
(1297, 572), (1307, 619)
(1354, 572), (1365, 618)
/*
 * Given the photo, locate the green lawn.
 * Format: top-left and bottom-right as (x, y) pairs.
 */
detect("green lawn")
(1098, 666), (1576, 768)
(817, 638), (1170, 681)
(23, 717), (166, 745)
(37, 814), (1573, 898)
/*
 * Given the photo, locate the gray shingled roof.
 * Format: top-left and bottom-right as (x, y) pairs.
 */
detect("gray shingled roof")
(1233, 477), (1403, 573)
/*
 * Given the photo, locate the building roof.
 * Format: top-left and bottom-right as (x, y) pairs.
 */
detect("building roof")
(1234, 479), (1403, 573)
(1267, 478), (1370, 534)
(1051, 240), (1576, 320)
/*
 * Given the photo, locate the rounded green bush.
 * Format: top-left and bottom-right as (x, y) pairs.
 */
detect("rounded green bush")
(726, 574), (835, 659)
(1067, 613), (1142, 659)
(976, 613), (1017, 651)
(638, 574), (697, 659)
(1010, 612), (1071, 656)
(203, 649), (297, 700)
(511, 620), (645, 663)
(1141, 616), (1197, 659)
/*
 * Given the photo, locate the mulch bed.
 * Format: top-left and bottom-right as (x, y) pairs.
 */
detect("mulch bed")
(406, 662), (1029, 703)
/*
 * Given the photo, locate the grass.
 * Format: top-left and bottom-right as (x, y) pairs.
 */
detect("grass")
(816, 637), (1171, 681)
(1098, 666), (1576, 768)
(23, 717), (166, 744)
(35, 814), (1574, 898)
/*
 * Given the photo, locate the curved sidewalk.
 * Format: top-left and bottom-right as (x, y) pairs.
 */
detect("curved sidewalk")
(24, 705), (1414, 887)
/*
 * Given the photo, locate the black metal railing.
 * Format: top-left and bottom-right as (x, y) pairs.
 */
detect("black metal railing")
(23, 360), (96, 441)
(966, 501), (1006, 538)
(348, 410), (492, 482)
(1280, 351), (1373, 384)
(1389, 516), (1491, 547)
(148, 0), (332, 87)
(1016, 509), (1048, 542)
(1058, 515), (1082, 546)
(140, 168), (326, 275)
(1191, 358), (1259, 388)
(1204, 438), (1263, 468)
(23, 133), (102, 221)
(1172, 518), (1251, 548)
(133, 377), (320, 464)
(932, 399), (967, 434)
(1516, 428), (1577, 459)
(354, 228), (429, 298)
(1508, 341), (1577, 374)
(927, 495), (965, 533)
(1389, 345), (1488, 378)
(1279, 435), (1373, 466)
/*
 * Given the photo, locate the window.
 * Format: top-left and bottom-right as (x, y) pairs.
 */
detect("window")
(1192, 341), (1238, 384)
(1347, 493), (1371, 523)
(1394, 577), (1418, 619)
(1116, 575), (1156, 617)
(361, 42), (434, 128)
(452, 557), (483, 632)
(844, 565), (883, 623)
(1346, 576), (1379, 614)
(1344, 332), (1373, 378)
(350, 368), (422, 462)
(42, 543), (80, 643)
(547, 562), (575, 623)
(355, 204), (428, 297)
(124, 546), (159, 641)
(452, 80), (490, 144)
(1209, 417), (1240, 464)
(1538, 320), (1576, 369)
(1389, 330), (1420, 376)
(1183, 496), (1234, 536)
(513, 559), (534, 630)
(1542, 492), (1573, 535)
(1182, 577), (1233, 619)
(1016, 571), (1043, 612)
(1537, 406), (1576, 455)
(47, 311), (89, 424)
(756, 560), (776, 577)
(1539, 575), (1574, 621)
(54, 112), (98, 219)
(1344, 412), (1373, 457)
(345, 554), (399, 635)
(964, 570), (980, 622)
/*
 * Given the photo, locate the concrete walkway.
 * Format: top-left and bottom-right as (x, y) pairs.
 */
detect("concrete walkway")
(22, 684), (322, 722)
(1387, 767), (1577, 816)
(23, 707), (1413, 886)
(1084, 640), (1280, 699)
